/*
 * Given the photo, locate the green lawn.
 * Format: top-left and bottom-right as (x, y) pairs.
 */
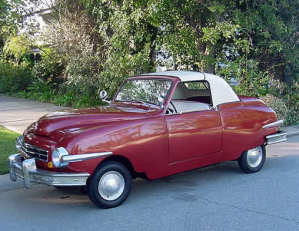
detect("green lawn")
(0, 126), (19, 174)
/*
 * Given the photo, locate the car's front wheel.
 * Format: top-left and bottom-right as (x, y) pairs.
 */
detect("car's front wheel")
(238, 145), (266, 173)
(87, 161), (132, 209)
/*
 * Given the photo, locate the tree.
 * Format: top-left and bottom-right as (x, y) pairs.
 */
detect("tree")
(3, 34), (32, 64)
(0, 0), (18, 51)
(26, 0), (299, 97)
(0, 0), (41, 55)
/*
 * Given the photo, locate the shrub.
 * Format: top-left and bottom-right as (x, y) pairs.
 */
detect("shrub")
(3, 35), (32, 64)
(218, 58), (271, 97)
(25, 78), (56, 102)
(261, 94), (288, 121)
(268, 82), (299, 126)
(15, 78), (104, 108)
(53, 88), (103, 108)
(0, 62), (33, 93)
(282, 86), (299, 126)
(32, 48), (65, 84)
(65, 52), (101, 96)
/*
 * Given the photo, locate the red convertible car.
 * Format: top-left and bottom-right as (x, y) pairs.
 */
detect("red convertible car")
(9, 71), (287, 208)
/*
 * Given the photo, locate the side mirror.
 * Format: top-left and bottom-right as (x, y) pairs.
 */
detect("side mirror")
(99, 90), (110, 104)
(99, 90), (108, 100)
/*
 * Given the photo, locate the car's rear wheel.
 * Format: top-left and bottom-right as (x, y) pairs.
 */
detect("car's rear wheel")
(238, 145), (266, 173)
(87, 161), (132, 209)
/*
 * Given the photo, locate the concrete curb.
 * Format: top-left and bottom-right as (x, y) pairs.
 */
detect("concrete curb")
(283, 124), (299, 138)
(1, 124), (22, 134)
(287, 131), (299, 137)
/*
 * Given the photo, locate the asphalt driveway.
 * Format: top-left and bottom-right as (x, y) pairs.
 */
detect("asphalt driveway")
(0, 94), (68, 133)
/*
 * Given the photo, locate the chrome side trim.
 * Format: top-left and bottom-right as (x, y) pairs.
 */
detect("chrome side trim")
(266, 132), (287, 145)
(62, 152), (113, 163)
(263, 120), (284, 129)
(9, 154), (90, 188)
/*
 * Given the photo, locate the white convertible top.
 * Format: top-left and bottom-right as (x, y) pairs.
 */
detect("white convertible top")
(142, 71), (240, 106)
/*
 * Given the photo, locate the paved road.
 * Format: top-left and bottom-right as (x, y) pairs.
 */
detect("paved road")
(0, 135), (298, 231)
(0, 95), (68, 133)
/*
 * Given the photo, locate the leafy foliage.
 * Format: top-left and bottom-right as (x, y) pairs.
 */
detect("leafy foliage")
(268, 81), (299, 125)
(0, 0), (19, 50)
(3, 34), (32, 64)
(32, 47), (64, 83)
(261, 94), (288, 121)
(0, 0), (298, 123)
(12, 78), (104, 108)
(0, 62), (33, 93)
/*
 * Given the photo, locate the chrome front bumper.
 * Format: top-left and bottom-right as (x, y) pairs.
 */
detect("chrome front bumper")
(266, 131), (287, 145)
(9, 154), (90, 188)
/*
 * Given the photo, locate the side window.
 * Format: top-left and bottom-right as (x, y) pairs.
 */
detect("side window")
(182, 81), (212, 105)
(167, 81), (213, 114)
(183, 81), (209, 90)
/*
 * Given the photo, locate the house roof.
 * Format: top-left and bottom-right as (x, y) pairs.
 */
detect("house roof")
(142, 71), (240, 106)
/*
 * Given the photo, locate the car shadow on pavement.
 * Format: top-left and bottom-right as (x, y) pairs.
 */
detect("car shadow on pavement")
(7, 161), (242, 209)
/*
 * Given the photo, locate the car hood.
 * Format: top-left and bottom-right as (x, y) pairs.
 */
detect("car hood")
(24, 104), (161, 141)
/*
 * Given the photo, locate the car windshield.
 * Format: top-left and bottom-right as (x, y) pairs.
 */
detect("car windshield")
(115, 79), (172, 106)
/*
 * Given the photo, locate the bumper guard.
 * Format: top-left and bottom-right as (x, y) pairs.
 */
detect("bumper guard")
(266, 131), (287, 145)
(9, 154), (90, 188)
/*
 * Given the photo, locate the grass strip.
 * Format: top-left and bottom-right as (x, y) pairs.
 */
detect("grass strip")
(0, 126), (19, 174)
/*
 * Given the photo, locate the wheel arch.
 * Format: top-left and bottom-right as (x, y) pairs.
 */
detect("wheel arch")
(95, 155), (145, 179)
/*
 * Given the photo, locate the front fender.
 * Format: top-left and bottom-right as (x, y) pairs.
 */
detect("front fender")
(57, 117), (169, 178)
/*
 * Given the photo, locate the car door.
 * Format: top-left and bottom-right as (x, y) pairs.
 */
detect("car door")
(165, 81), (222, 164)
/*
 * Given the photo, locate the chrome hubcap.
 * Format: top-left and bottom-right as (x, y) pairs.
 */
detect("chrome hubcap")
(98, 171), (125, 201)
(247, 146), (263, 168)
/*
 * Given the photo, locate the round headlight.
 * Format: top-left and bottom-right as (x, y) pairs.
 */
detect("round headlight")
(52, 147), (69, 168)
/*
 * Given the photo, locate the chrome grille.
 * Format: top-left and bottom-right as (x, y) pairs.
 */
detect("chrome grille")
(16, 136), (48, 162)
